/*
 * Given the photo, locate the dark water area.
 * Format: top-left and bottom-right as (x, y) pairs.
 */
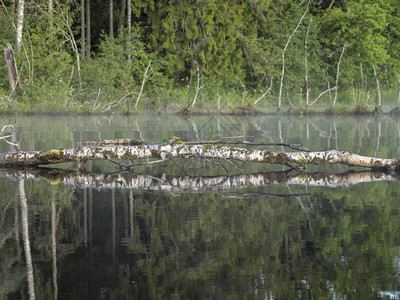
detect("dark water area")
(1, 114), (400, 299)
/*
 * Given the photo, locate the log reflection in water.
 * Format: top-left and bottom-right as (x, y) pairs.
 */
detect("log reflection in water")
(2, 168), (399, 191)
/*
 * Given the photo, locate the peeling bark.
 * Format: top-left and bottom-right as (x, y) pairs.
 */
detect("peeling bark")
(0, 138), (399, 171)
(4, 44), (19, 91)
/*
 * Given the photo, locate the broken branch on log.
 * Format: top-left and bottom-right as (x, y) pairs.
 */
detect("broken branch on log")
(75, 138), (309, 152)
(0, 137), (399, 172)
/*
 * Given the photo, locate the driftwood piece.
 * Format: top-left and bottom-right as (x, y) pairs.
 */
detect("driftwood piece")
(0, 137), (399, 171)
(4, 44), (20, 91)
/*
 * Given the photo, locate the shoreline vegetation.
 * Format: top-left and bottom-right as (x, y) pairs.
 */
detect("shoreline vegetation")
(1, 1), (400, 115)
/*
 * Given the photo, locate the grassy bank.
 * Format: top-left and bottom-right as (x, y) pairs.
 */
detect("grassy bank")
(1, 84), (399, 115)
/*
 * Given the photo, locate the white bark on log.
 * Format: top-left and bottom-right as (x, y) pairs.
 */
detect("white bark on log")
(3, 169), (399, 191)
(1, 141), (399, 171)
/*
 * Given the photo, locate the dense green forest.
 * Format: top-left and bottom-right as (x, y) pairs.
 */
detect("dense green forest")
(1, 0), (400, 113)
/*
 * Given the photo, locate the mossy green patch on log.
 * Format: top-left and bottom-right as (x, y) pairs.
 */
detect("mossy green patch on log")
(171, 137), (184, 145)
(39, 150), (64, 161)
(296, 158), (308, 166)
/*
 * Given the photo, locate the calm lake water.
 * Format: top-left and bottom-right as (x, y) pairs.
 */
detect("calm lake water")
(1, 113), (400, 299)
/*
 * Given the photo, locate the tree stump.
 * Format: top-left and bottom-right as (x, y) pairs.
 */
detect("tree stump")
(4, 43), (19, 91)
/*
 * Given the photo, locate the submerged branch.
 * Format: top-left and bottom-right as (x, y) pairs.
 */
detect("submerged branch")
(0, 137), (399, 171)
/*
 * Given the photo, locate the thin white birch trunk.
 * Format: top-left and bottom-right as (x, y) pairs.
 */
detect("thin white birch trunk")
(127, 0), (131, 61)
(373, 66), (382, 108)
(278, 0), (309, 110)
(254, 77), (273, 105)
(86, 0), (91, 57)
(191, 62), (201, 108)
(134, 60), (152, 108)
(16, 0), (25, 52)
(81, 0), (85, 56)
(305, 18), (312, 107)
(332, 44), (346, 107)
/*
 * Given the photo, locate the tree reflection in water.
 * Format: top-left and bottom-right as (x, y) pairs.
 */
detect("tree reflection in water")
(0, 168), (399, 299)
(18, 179), (35, 300)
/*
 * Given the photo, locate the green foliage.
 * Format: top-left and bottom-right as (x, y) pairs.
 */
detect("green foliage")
(0, 0), (400, 112)
(80, 29), (172, 111)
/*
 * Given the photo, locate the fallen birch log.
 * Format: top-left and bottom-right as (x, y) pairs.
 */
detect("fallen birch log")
(0, 137), (399, 171)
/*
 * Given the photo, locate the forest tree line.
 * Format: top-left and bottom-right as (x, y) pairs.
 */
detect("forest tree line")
(1, 0), (400, 113)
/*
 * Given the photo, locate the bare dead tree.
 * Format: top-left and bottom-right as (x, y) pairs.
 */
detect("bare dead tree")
(373, 66), (382, 110)
(278, 0), (310, 111)
(397, 74), (400, 107)
(254, 76), (273, 105)
(309, 86), (336, 107)
(305, 17), (312, 107)
(332, 44), (346, 107)
(185, 61), (204, 111)
(4, 44), (20, 91)
(134, 60), (152, 108)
